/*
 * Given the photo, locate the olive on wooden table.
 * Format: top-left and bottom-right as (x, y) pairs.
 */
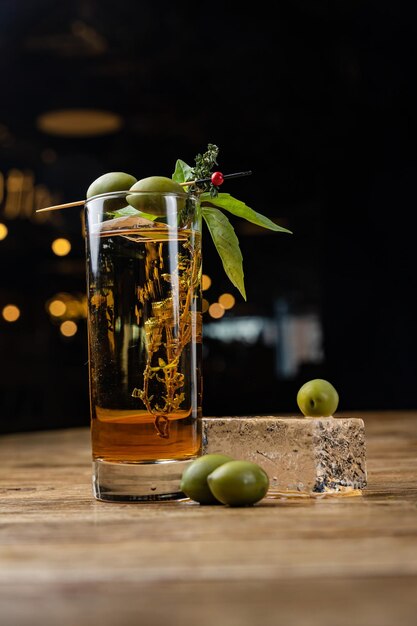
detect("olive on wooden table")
(207, 460), (269, 507)
(180, 454), (234, 505)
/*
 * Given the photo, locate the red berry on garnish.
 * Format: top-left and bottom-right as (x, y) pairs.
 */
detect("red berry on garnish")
(211, 171), (224, 186)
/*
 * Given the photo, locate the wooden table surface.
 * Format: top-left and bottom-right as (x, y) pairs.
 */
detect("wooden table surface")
(1, 411), (417, 626)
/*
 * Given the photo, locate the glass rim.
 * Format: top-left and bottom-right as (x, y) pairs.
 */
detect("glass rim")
(84, 189), (198, 206)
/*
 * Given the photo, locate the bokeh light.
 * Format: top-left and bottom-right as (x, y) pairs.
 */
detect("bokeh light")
(202, 274), (212, 291)
(218, 293), (236, 310)
(59, 320), (78, 337)
(0, 223), (8, 241)
(208, 303), (225, 319)
(202, 298), (210, 313)
(51, 238), (71, 256)
(48, 299), (67, 317)
(2, 304), (20, 322)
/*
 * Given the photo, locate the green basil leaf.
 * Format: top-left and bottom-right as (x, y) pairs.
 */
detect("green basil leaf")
(112, 206), (158, 221)
(201, 193), (292, 233)
(202, 206), (246, 300)
(172, 159), (193, 184)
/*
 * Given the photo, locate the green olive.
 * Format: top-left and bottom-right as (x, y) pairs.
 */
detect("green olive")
(86, 172), (137, 199)
(127, 176), (185, 215)
(180, 454), (234, 504)
(207, 461), (269, 507)
(296, 379), (339, 417)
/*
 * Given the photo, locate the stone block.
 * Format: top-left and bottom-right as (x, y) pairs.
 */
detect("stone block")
(202, 416), (367, 495)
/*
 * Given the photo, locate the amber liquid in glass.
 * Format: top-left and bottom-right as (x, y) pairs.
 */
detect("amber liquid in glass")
(87, 228), (202, 464)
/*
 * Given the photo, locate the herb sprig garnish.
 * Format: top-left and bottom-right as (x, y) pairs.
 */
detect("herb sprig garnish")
(191, 143), (220, 197)
(173, 144), (292, 300)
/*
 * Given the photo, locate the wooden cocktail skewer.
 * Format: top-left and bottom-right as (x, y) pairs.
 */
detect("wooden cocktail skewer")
(36, 200), (85, 213)
(36, 170), (252, 213)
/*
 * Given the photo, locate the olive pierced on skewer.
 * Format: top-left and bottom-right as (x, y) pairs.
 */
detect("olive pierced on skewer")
(36, 171), (253, 213)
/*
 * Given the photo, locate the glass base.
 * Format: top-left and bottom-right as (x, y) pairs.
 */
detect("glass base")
(92, 458), (193, 502)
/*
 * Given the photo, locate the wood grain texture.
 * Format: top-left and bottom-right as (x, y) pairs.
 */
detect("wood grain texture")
(1, 411), (417, 626)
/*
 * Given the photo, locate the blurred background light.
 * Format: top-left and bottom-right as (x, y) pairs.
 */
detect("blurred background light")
(59, 320), (78, 337)
(51, 238), (71, 256)
(218, 293), (235, 310)
(36, 109), (123, 137)
(48, 299), (67, 317)
(0, 223), (8, 240)
(208, 303), (225, 319)
(202, 274), (212, 291)
(2, 304), (20, 323)
(46, 293), (87, 321)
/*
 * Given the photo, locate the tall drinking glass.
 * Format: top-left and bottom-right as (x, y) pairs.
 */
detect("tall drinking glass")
(85, 191), (202, 501)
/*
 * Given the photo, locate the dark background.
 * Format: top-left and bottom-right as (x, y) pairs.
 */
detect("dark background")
(1, 0), (416, 434)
